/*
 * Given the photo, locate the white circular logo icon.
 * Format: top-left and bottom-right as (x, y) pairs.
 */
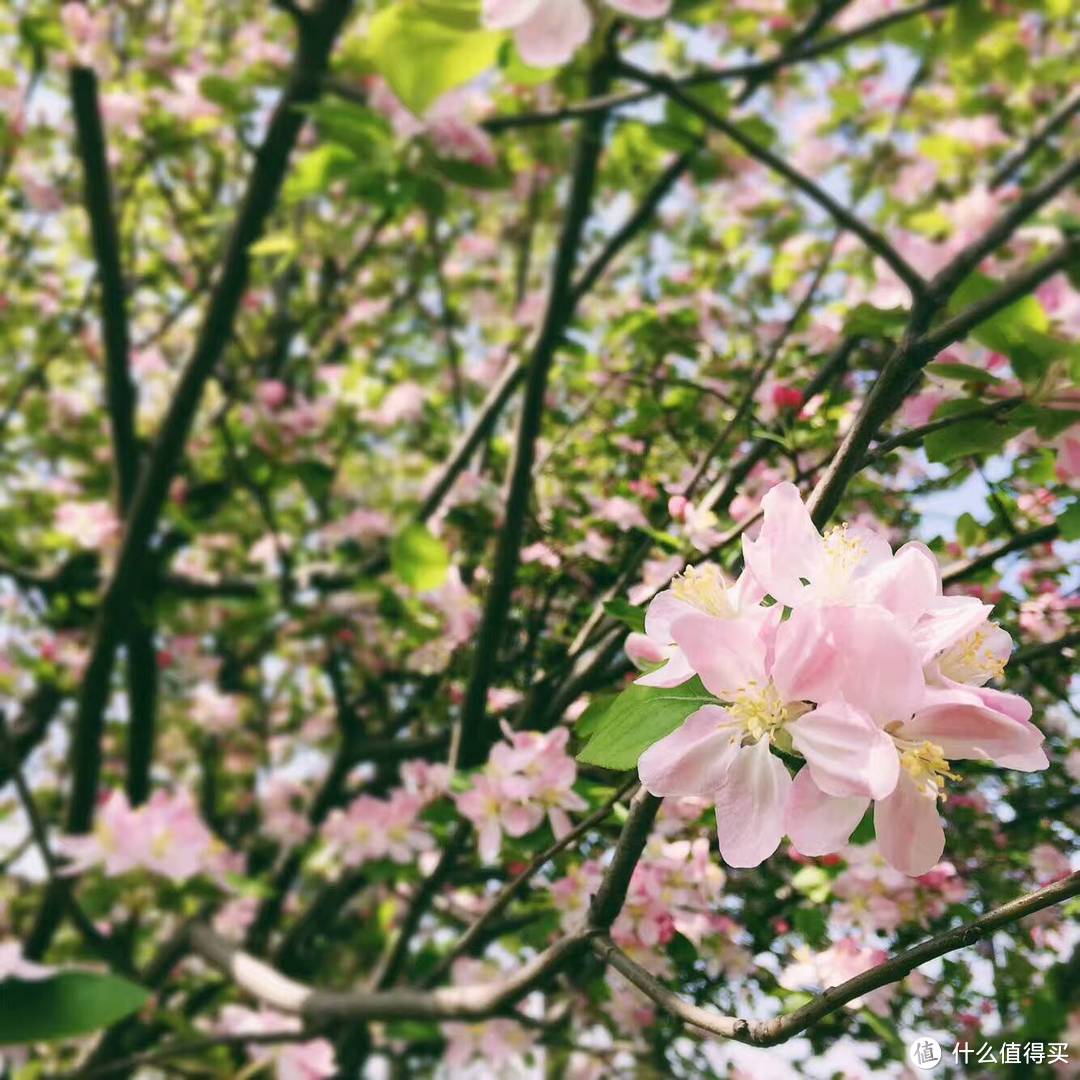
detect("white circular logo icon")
(908, 1037), (943, 1071)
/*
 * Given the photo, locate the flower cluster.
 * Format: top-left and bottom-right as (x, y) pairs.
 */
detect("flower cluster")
(456, 724), (586, 863)
(828, 842), (969, 934)
(633, 482), (1047, 875)
(209, 1005), (336, 1080)
(321, 787), (438, 869)
(549, 834), (749, 978)
(56, 789), (229, 883)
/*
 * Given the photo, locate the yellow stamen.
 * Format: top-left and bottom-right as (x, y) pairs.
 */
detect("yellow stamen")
(939, 628), (1006, 684)
(897, 739), (959, 799)
(671, 563), (737, 619)
(728, 681), (790, 741)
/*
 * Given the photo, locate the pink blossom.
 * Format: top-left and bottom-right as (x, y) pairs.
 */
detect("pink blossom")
(424, 566), (481, 645)
(1054, 424), (1080, 485)
(627, 553), (686, 606)
(189, 683), (243, 734)
(440, 961), (536, 1070)
(54, 499), (121, 551)
(596, 495), (649, 531)
(321, 795), (391, 866)
(212, 1005), (336, 1079)
(483, 0), (670, 68)
(57, 789), (223, 883)
(0, 940), (54, 981)
(787, 619), (1045, 875)
(520, 541), (560, 568)
(642, 601), (915, 866)
(367, 381), (426, 427)
(457, 725), (586, 861)
(399, 760), (452, 802)
(629, 563), (764, 689)
(780, 939), (895, 1015)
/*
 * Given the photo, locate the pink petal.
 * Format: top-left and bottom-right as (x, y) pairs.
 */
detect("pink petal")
(634, 647), (695, 688)
(912, 595), (993, 661)
(643, 589), (689, 642)
(874, 772), (945, 877)
(860, 542), (941, 628)
(741, 482), (822, 607)
(785, 767), (869, 857)
(902, 702), (1048, 772)
(789, 701), (899, 800)
(638, 705), (741, 797)
(714, 738), (791, 867)
(605, 0), (670, 16)
(482, 0), (541, 29)
(670, 611), (773, 699)
(774, 605), (923, 724)
(514, 0), (592, 67)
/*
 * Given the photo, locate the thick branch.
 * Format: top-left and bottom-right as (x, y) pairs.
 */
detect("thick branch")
(62, 0), (354, 836)
(587, 787), (662, 932)
(1011, 631), (1080, 666)
(593, 871), (1080, 1046)
(452, 57), (613, 770)
(188, 923), (589, 1022)
(70, 66), (138, 507)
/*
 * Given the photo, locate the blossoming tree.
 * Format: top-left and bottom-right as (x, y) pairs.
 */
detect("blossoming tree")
(0, 0), (1078, 1076)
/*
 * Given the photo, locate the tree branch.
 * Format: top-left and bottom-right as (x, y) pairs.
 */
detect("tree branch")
(940, 524), (1059, 584)
(617, 61), (928, 301)
(452, 56), (613, 771)
(428, 778), (638, 984)
(187, 923), (589, 1021)
(808, 237), (1079, 529)
(928, 157), (1080, 300)
(587, 787), (662, 932)
(1011, 630), (1080, 666)
(477, 0), (951, 132)
(592, 871), (1080, 1046)
(991, 90), (1080, 190)
(26, 0), (355, 961)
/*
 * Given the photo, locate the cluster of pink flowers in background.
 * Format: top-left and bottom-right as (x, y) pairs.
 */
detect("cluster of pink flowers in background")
(827, 842), (969, 934)
(320, 762), (450, 870)
(630, 481), (1047, 876)
(210, 1005), (336, 1080)
(456, 724), (586, 862)
(56, 790), (231, 883)
(550, 824), (749, 978)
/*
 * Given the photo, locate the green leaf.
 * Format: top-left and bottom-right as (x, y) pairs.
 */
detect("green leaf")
(367, 0), (502, 116)
(603, 599), (645, 633)
(924, 417), (1018, 462)
(573, 693), (617, 741)
(843, 303), (908, 337)
(285, 143), (358, 201)
(924, 361), (1000, 385)
(0, 972), (149, 1045)
(429, 156), (511, 190)
(947, 272), (1067, 382)
(577, 677), (716, 771)
(391, 524), (450, 591)
(1059, 502), (1080, 542)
